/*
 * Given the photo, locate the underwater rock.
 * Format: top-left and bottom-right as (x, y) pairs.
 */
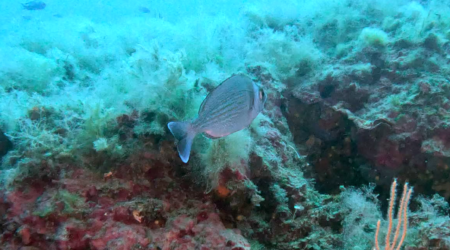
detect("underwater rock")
(0, 130), (12, 159)
(0, 152), (251, 249)
(2, 0), (450, 248)
(283, 30), (450, 198)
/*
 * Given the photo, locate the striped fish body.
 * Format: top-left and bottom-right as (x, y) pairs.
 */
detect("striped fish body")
(167, 74), (266, 163)
(193, 74), (266, 138)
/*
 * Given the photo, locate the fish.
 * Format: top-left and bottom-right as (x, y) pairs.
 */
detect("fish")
(138, 6), (151, 13)
(167, 74), (267, 163)
(22, 1), (46, 10)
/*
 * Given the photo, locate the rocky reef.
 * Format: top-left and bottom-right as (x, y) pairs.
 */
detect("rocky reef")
(1, 0), (450, 249)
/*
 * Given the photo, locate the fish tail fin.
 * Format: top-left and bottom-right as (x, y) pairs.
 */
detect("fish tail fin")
(167, 121), (196, 163)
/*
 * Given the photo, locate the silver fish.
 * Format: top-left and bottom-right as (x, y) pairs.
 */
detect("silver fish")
(168, 74), (266, 163)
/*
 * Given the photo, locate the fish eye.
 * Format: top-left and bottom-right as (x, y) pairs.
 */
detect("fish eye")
(259, 90), (265, 100)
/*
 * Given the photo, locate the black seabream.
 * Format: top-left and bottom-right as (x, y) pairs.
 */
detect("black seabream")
(22, 1), (46, 10)
(168, 74), (267, 163)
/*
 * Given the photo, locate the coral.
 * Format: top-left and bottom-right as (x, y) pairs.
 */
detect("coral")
(374, 180), (413, 250)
